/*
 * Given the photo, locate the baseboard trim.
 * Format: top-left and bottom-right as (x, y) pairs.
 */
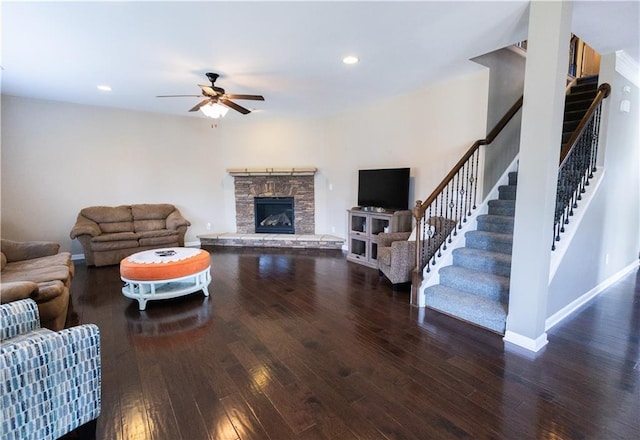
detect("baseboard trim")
(545, 259), (640, 331)
(503, 330), (548, 352)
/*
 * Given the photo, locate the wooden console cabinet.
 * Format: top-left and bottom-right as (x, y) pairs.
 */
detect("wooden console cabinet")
(346, 208), (413, 269)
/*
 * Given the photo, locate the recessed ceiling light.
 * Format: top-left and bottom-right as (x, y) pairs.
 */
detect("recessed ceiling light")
(97, 85), (112, 92)
(342, 55), (359, 65)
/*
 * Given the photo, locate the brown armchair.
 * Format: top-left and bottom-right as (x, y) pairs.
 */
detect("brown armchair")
(377, 216), (456, 290)
(377, 232), (415, 289)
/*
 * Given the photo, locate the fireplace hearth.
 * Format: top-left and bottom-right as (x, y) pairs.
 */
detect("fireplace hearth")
(254, 197), (295, 234)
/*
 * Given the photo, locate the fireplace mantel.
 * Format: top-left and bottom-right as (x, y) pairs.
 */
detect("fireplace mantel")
(227, 167), (317, 177)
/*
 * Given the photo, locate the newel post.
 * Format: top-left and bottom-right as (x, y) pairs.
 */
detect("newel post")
(411, 200), (424, 307)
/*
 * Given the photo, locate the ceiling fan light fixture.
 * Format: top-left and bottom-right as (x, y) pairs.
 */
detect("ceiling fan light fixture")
(342, 55), (359, 65)
(201, 102), (229, 119)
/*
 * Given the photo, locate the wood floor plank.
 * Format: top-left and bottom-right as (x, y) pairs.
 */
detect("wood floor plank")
(63, 248), (640, 440)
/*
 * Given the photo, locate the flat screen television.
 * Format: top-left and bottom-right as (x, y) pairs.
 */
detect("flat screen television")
(357, 167), (410, 211)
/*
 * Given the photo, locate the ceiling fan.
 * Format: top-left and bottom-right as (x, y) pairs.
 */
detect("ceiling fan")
(157, 72), (264, 116)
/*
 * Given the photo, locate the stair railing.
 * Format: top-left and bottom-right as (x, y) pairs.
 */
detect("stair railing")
(411, 96), (523, 298)
(552, 83), (610, 250)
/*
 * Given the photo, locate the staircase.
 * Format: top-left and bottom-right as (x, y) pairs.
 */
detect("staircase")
(562, 75), (599, 147)
(424, 172), (516, 334)
(421, 75), (601, 334)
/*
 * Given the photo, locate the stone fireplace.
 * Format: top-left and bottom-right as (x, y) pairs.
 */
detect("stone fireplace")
(200, 167), (342, 249)
(228, 168), (316, 235)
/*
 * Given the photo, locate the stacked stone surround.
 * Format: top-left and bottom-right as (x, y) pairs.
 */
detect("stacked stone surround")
(233, 175), (315, 234)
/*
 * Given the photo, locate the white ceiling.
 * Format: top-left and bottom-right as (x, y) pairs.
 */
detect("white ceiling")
(2, 1), (638, 120)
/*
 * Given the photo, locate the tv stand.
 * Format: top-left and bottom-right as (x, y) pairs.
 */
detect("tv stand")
(346, 208), (412, 268)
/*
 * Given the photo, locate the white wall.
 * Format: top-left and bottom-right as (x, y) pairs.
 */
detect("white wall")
(472, 46), (526, 197)
(1, 69), (489, 255)
(323, 69), (489, 235)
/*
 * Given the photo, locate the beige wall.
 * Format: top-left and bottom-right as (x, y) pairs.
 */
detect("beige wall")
(1, 69), (489, 255)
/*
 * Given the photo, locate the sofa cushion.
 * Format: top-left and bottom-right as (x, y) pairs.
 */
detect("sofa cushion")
(99, 221), (135, 234)
(134, 219), (167, 232)
(90, 240), (140, 252)
(138, 235), (179, 247)
(137, 230), (178, 239)
(137, 230), (179, 246)
(378, 247), (392, 266)
(1, 253), (71, 273)
(131, 204), (175, 220)
(1, 252), (6, 271)
(81, 205), (133, 224)
(91, 232), (139, 243)
(0, 265), (71, 285)
(1, 240), (60, 262)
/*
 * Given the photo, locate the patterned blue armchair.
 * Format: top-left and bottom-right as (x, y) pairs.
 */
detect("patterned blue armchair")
(0, 299), (101, 440)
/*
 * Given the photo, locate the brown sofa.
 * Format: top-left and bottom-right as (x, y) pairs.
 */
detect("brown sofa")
(70, 204), (190, 267)
(0, 239), (74, 330)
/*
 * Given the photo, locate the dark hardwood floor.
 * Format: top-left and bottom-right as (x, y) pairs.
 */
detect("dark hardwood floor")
(66, 247), (639, 439)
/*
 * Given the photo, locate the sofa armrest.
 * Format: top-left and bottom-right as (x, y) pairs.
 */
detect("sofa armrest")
(0, 298), (40, 341)
(69, 214), (102, 239)
(377, 232), (411, 248)
(0, 323), (101, 438)
(166, 208), (191, 231)
(0, 281), (39, 304)
(1, 239), (60, 262)
(57, 324), (102, 425)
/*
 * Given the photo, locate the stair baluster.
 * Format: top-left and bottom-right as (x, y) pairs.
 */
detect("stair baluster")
(553, 82), (610, 250)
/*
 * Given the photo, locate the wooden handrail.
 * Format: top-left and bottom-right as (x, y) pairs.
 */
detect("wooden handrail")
(559, 83), (611, 166)
(414, 95), (524, 219)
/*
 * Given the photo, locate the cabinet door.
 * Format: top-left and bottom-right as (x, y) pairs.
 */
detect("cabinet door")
(369, 239), (379, 263)
(350, 213), (367, 236)
(369, 214), (391, 236)
(348, 236), (368, 261)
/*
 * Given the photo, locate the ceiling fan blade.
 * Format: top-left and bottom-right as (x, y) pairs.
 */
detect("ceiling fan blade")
(224, 94), (265, 101)
(156, 94), (203, 98)
(220, 98), (251, 115)
(198, 84), (218, 96)
(189, 99), (213, 112)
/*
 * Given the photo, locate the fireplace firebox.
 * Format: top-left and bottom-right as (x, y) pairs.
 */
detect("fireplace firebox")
(254, 197), (295, 234)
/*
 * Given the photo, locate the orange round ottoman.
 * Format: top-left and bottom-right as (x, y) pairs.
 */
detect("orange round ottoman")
(120, 247), (211, 310)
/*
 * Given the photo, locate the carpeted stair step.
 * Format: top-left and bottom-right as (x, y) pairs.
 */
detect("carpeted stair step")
(508, 172), (518, 186)
(452, 247), (512, 277)
(425, 284), (508, 334)
(476, 214), (514, 234)
(577, 75), (598, 83)
(438, 265), (510, 302)
(564, 109), (589, 122)
(576, 74), (598, 85)
(565, 99), (594, 112)
(488, 199), (515, 216)
(565, 89), (597, 103)
(570, 82), (597, 94)
(563, 119), (581, 133)
(465, 230), (513, 254)
(498, 185), (517, 200)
